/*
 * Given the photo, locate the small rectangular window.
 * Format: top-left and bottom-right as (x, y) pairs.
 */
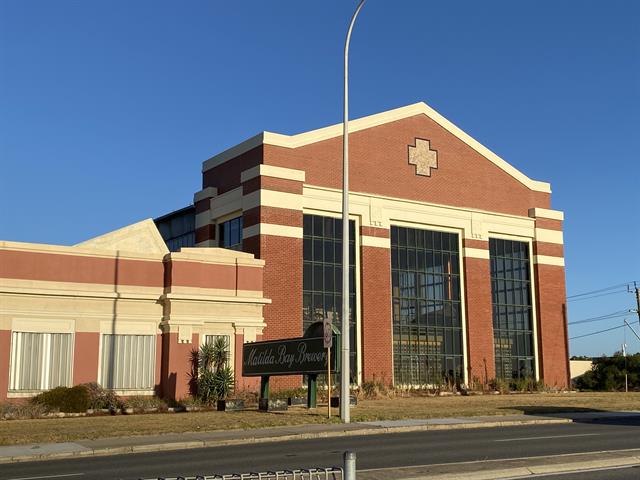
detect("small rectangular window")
(219, 216), (243, 251)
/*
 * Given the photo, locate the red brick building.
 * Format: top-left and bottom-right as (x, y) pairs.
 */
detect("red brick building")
(190, 102), (570, 389)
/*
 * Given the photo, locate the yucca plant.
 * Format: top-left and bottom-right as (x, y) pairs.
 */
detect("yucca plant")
(197, 337), (234, 404)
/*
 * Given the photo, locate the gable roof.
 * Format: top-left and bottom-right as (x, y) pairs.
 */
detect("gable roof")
(76, 218), (169, 254)
(202, 102), (551, 193)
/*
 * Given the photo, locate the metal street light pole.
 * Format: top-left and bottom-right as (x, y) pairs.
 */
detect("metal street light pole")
(341, 0), (366, 424)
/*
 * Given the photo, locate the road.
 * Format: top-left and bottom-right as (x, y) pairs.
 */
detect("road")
(1, 417), (639, 479)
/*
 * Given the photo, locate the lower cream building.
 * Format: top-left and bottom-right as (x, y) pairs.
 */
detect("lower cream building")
(0, 219), (269, 401)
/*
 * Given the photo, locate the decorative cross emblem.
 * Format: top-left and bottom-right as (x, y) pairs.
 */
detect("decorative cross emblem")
(408, 138), (438, 177)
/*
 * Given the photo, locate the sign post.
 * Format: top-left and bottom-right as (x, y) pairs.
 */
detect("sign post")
(324, 317), (333, 419)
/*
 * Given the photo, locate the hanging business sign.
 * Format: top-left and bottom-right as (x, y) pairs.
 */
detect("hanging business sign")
(242, 336), (337, 377)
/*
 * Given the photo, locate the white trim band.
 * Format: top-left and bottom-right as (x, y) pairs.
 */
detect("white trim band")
(464, 247), (490, 260)
(534, 255), (565, 267)
(529, 208), (564, 221)
(361, 236), (390, 249)
(535, 228), (564, 245)
(243, 223), (303, 239)
(241, 165), (306, 183)
(243, 189), (303, 211)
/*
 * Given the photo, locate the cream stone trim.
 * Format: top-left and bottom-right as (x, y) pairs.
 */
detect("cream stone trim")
(463, 247), (490, 260)
(242, 189), (304, 211)
(99, 320), (159, 335)
(194, 186), (218, 203)
(169, 246), (259, 264)
(361, 235), (390, 249)
(0, 278), (162, 296)
(195, 211), (211, 229)
(166, 285), (266, 300)
(535, 229), (564, 245)
(534, 255), (565, 267)
(240, 164), (306, 183)
(162, 292), (271, 304)
(528, 208), (564, 221)
(202, 102), (551, 193)
(209, 187), (243, 221)
(12, 318), (75, 334)
(0, 241), (166, 262)
(243, 223), (303, 239)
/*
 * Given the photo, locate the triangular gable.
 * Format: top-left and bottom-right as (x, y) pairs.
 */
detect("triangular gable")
(76, 218), (169, 254)
(202, 102), (551, 193)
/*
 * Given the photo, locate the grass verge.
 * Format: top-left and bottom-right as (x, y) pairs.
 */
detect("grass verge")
(1, 392), (638, 446)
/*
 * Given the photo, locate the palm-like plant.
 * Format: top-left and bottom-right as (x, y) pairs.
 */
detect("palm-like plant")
(197, 336), (234, 404)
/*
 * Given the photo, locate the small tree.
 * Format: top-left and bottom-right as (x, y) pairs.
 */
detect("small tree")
(197, 337), (234, 404)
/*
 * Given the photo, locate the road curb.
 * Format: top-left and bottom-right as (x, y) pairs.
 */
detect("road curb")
(0, 417), (572, 464)
(358, 448), (640, 480)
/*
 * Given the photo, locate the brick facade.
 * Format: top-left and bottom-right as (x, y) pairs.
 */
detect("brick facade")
(197, 103), (569, 389)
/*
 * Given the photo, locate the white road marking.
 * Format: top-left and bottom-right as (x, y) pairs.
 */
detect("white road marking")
(494, 433), (600, 442)
(8, 474), (84, 480)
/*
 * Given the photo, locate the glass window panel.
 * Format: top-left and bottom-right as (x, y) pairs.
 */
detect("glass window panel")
(489, 238), (534, 381)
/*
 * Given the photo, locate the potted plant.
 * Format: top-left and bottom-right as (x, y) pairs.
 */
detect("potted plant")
(196, 337), (243, 411)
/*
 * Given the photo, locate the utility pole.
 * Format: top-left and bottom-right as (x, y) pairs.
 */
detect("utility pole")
(635, 281), (640, 326)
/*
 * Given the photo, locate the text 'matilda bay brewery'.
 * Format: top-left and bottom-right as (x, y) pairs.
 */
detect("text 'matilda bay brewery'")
(0, 102), (570, 401)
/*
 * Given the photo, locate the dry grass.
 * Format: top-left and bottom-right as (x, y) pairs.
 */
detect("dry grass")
(1, 392), (638, 446)
(350, 391), (640, 421)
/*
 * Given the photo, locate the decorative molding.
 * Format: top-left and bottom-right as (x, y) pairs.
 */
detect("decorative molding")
(12, 318), (76, 334)
(408, 138), (438, 176)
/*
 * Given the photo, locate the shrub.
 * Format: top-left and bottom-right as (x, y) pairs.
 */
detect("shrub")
(360, 380), (389, 399)
(82, 382), (122, 410)
(122, 395), (166, 411)
(576, 354), (640, 391)
(31, 385), (90, 413)
(270, 387), (307, 400)
(1, 401), (49, 419)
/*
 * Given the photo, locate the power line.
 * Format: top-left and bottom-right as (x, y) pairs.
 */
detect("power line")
(566, 281), (638, 300)
(570, 324), (626, 340)
(568, 310), (633, 326)
(567, 289), (629, 303)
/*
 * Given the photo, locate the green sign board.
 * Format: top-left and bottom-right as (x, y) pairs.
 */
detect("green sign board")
(242, 336), (338, 377)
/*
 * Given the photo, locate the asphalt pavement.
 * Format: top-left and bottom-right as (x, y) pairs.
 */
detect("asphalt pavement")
(1, 415), (639, 479)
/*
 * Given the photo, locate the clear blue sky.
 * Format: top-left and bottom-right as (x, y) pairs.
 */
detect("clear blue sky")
(1, 1), (638, 357)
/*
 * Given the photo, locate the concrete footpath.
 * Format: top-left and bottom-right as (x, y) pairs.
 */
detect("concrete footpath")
(1, 411), (639, 467)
